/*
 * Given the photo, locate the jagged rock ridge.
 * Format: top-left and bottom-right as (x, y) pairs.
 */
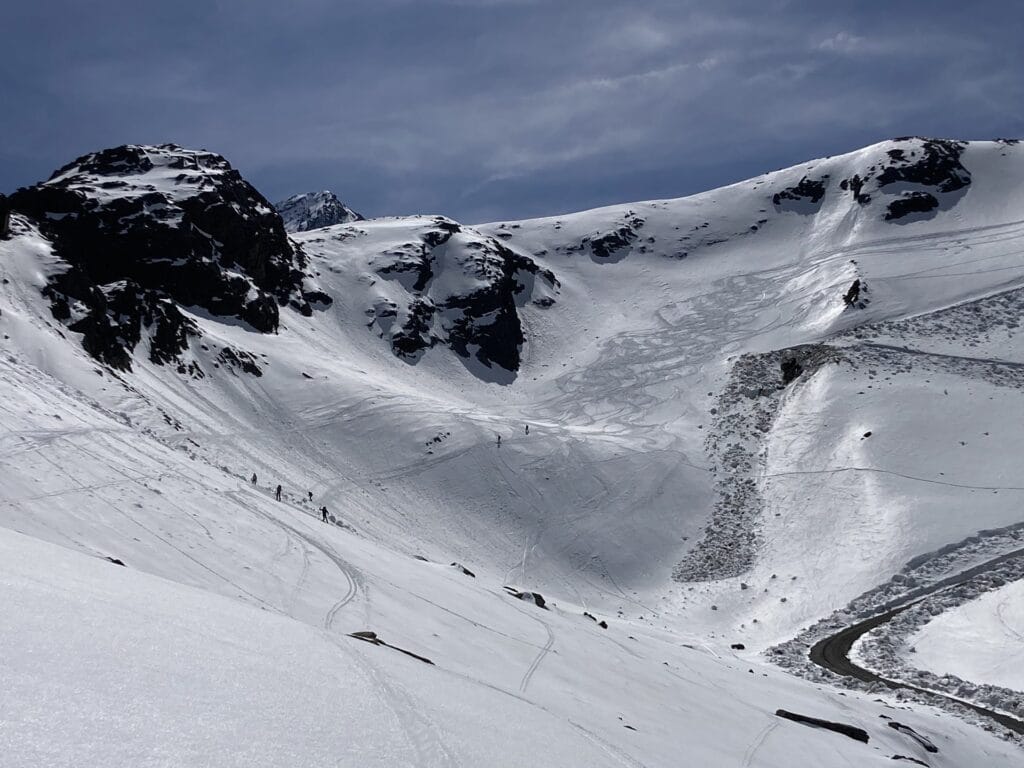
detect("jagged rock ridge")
(276, 191), (363, 232)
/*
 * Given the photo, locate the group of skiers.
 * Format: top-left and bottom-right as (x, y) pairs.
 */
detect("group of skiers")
(496, 423), (531, 446)
(250, 473), (331, 523)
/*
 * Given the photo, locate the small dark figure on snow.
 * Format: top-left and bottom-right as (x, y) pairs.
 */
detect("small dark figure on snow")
(251, 473), (257, 485)
(308, 491), (313, 502)
(321, 506), (328, 523)
(497, 434), (502, 446)
(843, 279), (861, 307)
(525, 424), (529, 435)
(275, 484), (282, 501)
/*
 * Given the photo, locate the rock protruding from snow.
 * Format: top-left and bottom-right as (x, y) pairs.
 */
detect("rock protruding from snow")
(839, 137), (970, 221)
(9, 144), (329, 371)
(298, 215), (558, 377)
(275, 191), (363, 232)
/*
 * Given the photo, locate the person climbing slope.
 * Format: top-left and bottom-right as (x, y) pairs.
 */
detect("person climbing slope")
(251, 473), (257, 485)
(321, 506), (328, 523)
(275, 484), (282, 501)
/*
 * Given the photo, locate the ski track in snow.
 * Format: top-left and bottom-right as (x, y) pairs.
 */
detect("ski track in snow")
(518, 612), (556, 693)
(7, 139), (1024, 764)
(740, 720), (778, 768)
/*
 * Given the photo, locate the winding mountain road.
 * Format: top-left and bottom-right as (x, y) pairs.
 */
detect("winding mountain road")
(809, 547), (1024, 736)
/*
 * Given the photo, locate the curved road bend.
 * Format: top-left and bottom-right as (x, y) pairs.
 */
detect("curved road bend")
(809, 547), (1024, 736)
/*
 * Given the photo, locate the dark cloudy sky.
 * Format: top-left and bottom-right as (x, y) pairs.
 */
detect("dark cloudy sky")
(3, 1), (1022, 222)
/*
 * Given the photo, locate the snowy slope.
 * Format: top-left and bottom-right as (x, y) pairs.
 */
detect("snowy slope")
(3, 136), (1024, 764)
(911, 580), (1024, 692)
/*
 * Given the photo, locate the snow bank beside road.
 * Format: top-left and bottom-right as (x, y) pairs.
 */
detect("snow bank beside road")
(911, 579), (1024, 693)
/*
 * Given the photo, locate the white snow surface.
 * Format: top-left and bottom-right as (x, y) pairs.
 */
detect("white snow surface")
(2, 137), (1024, 764)
(910, 580), (1024, 693)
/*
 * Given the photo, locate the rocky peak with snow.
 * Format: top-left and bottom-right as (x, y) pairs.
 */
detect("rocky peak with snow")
(8, 143), (329, 371)
(297, 215), (558, 376)
(275, 190), (363, 232)
(3, 136), (1018, 381)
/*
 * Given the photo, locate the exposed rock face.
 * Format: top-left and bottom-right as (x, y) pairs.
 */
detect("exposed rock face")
(885, 191), (939, 221)
(843, 279), (862, 307)
(772, 176), (827, 213)
(9, 144), (328, 371)
(275, 191), (363, 232)
(358, 217), (558, 374)
(840, 138), (970, 217)
(582, 213), (645, 262)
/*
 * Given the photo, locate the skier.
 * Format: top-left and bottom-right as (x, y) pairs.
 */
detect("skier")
(308, 491), (313, 502)
(275, 484), (282, 501)
(251, 473), (257, 486)
(497, 434), (501, 446)
(321, 506), (328, 523)
(525, 424), (529, 435)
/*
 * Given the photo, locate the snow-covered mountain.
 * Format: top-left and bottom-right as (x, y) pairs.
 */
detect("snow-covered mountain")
(276, 190), (363, 232)
(3, 137), (1024, 766)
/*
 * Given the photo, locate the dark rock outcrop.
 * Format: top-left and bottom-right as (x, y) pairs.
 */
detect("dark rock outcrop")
(780, 356), (804, 385)
(885, 192), (939, 221)
(840, 138), (969, 217)
(773, 176), (827, 213)
(582, 213), (645, 262)
(887, 722), (937, 753)
(348, 630), (435, 665)
(367, 217), (558, 374)
(843, 279), (862, 307)
(504, 586), (548, 609)
(775, 709), (869, 743)
(9, 144), (327, 371)
(876, 140), (970, 192)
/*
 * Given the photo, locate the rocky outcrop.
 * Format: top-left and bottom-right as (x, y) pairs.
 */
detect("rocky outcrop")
(840, 138), (969, 218)
(885, 191), (939, 221)
(581, 213), (645, 262)
(772, 176), (827, 213)
(362, 217), (558, 374)
(9, 144), (328, 370)
(275, 191), (363, 232)
(774, 709), (869, 743)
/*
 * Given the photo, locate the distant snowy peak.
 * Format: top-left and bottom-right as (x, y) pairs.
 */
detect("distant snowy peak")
(276, 191), (363, 232)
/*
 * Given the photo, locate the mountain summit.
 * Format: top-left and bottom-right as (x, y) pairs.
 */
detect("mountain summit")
(275, 190), (363, 232)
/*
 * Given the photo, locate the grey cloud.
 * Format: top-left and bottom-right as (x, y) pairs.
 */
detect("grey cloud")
(1, 1), (1022, 222)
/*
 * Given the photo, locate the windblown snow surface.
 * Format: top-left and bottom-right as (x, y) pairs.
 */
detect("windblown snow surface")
(910, 580), (1024, 692)
(3, 137), (1024, 766)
